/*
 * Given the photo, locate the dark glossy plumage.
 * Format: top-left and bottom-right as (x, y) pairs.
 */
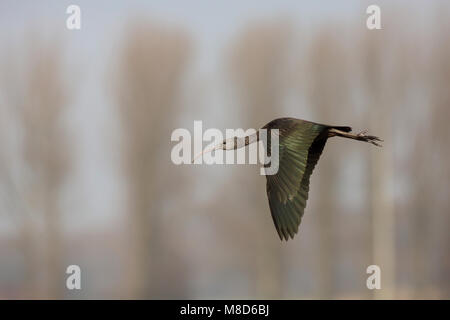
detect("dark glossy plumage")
(262, 117), (352, 241)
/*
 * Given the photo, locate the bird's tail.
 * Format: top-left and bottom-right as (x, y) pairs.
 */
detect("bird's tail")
(329, 127), (383, 147)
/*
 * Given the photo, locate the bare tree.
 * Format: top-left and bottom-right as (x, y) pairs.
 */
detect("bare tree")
(422, 15), (450, 298)
(359, 29), (397, 299)
(228, 20), (292, 298)
(114, 21), (190, 298)
(304, 26), (352, 299)
(0, 35), (70, 298)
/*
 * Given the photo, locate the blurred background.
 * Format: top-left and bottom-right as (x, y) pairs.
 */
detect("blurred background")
(0, 0), (449, 299)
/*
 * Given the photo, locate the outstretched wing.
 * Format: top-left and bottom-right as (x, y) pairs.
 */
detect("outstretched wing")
(265, 120), (328, 240)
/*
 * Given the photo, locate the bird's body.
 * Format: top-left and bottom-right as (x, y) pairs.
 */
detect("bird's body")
(262, 117), (379, 241)
(197, 117), (382, 241)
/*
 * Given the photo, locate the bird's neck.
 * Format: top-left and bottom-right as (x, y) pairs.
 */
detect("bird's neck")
(229, 131), (259, 150)
(244, 131), (259, 146)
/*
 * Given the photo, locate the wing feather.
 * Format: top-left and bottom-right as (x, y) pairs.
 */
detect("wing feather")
(265, 119), (328, 240)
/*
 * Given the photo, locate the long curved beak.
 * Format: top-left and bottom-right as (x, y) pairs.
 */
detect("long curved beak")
(191, 142), (222, 163)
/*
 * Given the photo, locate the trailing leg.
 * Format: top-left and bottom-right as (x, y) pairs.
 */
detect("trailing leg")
(329, 128), (383, 147)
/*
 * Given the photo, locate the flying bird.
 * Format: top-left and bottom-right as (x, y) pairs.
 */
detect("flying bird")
(194, 117), (382, 241)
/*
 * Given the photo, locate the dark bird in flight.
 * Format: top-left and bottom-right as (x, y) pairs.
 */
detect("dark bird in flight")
(194, 117), (382, 241)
